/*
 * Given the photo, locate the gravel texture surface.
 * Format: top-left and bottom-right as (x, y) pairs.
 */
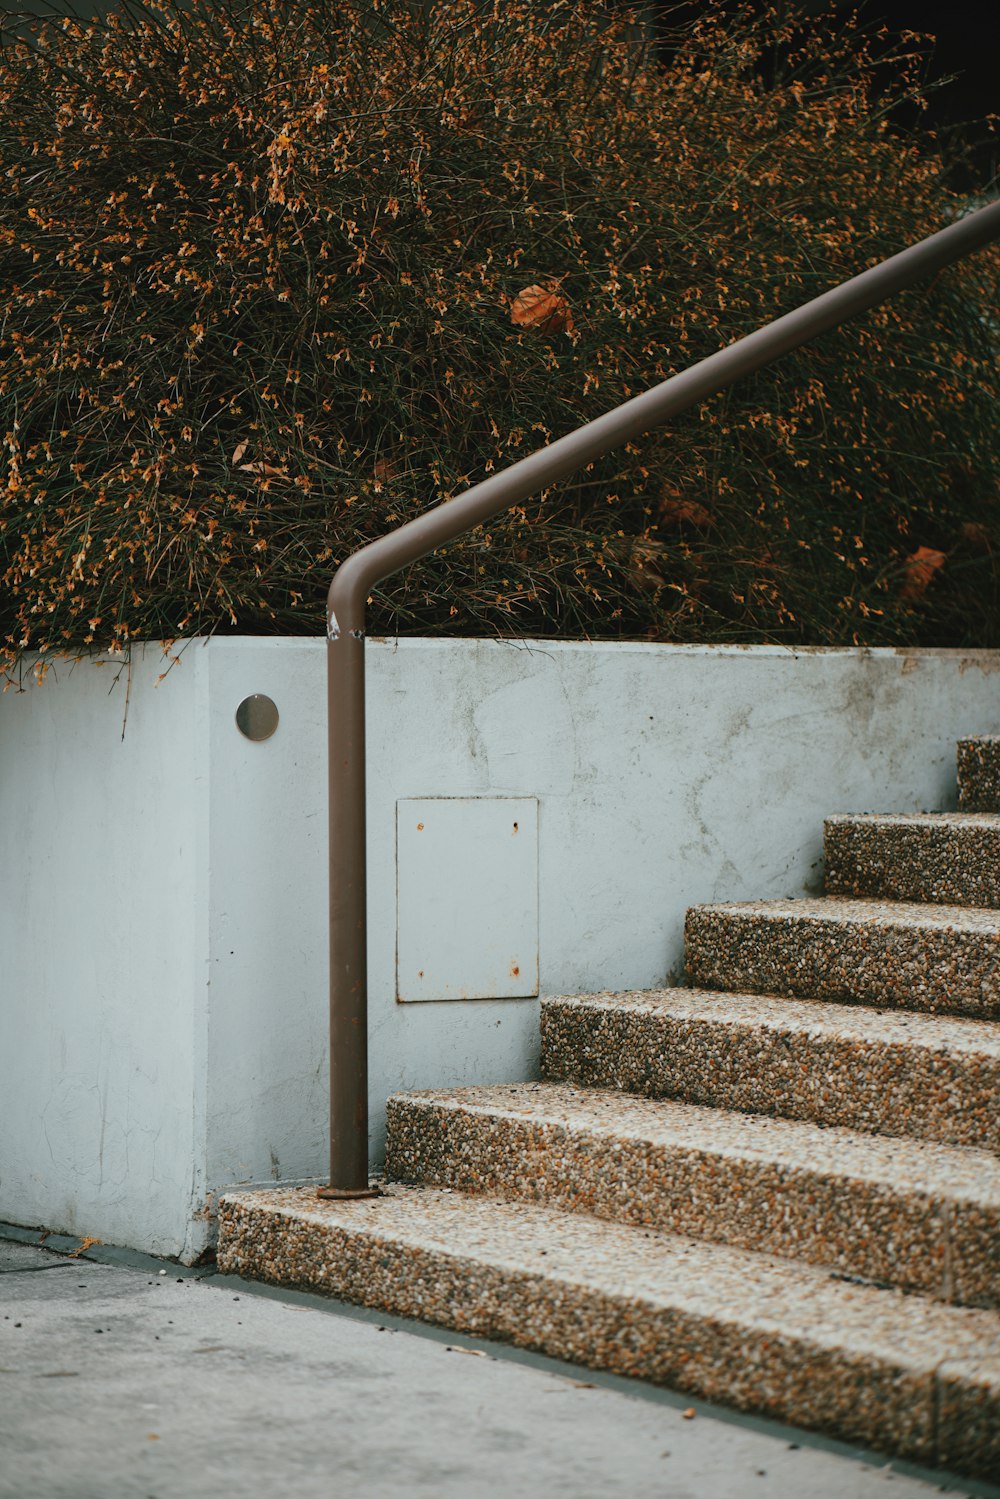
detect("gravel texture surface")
(824, 812), (1000, 907)
(539, 987), (1000, 1152)
(217, 1183), (1000, 1480)
(684, 897), (1000, 1018)
(385, 1082), (1000, 1307)
(959, 737), (1000, 813)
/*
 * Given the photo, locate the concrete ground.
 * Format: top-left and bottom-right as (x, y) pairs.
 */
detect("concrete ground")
(1, 1227), (997, 1499)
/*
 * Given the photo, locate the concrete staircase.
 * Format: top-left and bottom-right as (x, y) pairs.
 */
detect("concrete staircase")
(218, 735), (1000, 1480)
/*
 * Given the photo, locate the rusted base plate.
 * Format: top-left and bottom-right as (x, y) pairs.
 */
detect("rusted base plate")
(315, 1184), (383, 1201)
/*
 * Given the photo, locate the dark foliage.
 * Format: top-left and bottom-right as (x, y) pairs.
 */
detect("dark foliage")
(1, 0), (997, 682)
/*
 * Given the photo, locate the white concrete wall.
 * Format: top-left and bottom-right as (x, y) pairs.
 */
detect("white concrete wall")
(2, 638), (998, 1259)
(0, 649), (211, 1261)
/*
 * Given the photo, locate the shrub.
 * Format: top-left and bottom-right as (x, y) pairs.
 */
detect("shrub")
(1, 0), (997, 680)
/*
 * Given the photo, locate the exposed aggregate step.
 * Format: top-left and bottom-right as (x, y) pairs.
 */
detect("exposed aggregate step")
(218, 730), (1000, 1483)
(216, 1182), (1000, 1481)
(958, 736), (1000, 813)
(385, 1082), (1000, 1308)
(684, 897), (1000, 1018)
(539, 987), (1000, 1153)
(824, 812), (1000, 908)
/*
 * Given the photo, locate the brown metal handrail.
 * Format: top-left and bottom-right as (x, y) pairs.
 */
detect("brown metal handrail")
(320, 198), (1000, 1197)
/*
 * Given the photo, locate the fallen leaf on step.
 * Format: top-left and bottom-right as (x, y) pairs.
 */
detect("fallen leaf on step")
(67, 1236), (102, 1258)
(682, 1407), (697, 1420)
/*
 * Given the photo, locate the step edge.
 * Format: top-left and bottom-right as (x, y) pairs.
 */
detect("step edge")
(217, 1184), (1000, 1361)
(684, 896), (1000, 927)
(824, 812), (1000, 826)
(385, 1085), (1000, 1204)
(218, 1186), (1000, 1474)
(539, 988), (1000, 1053)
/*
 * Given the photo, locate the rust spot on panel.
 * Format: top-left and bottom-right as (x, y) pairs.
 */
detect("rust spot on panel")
(510, 963), (520, 978)
(512, 821), (519, 833)
(416, 822), (424, 831)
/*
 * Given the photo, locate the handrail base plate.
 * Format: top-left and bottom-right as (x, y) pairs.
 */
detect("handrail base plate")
(316, 1184), (384, 1201)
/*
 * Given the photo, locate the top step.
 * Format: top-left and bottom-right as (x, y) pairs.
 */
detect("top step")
(959, 737), (1000, 813)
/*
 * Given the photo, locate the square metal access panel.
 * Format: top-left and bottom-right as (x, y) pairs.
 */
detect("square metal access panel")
(396, 798), (539, 1002)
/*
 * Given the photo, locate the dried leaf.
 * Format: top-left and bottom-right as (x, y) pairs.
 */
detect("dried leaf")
(510, 280), (573, 335)
(231, 440), (249, 465)
(658, 487), (711, 527)
(899, 545), (946, 602)
(373, 456), (400, 485)
(238, 462), (288, 479)
(68, 1235), (102, 1258)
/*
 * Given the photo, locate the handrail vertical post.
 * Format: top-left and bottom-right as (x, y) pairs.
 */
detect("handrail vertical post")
(319, 566), (380, 1197)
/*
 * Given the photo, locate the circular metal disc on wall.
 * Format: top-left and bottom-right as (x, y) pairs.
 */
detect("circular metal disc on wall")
(235, 694), (279, 741)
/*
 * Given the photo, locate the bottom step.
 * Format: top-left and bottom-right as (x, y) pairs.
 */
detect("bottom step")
(218, 1184), (1000, 1481)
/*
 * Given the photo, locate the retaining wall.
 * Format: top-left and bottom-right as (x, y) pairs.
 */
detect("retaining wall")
(2, 638), (997, 1259)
